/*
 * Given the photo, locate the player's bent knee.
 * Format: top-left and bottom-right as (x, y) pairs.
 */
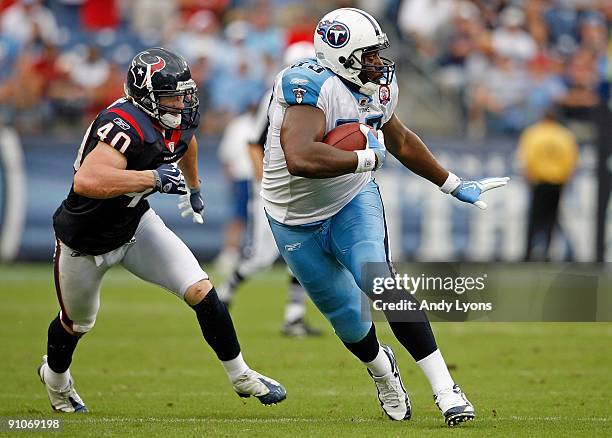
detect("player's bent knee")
(328, 306), (370, 344)
(333, 320), (371, 344)
(184, 279), (214, 306)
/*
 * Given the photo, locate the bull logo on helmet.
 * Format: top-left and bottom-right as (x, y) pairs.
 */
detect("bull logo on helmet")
(317, 20), (350, 49)
(130, 52), (167, 90)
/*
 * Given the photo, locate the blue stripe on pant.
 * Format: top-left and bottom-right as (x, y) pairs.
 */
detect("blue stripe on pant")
(267, 180), (391, 343)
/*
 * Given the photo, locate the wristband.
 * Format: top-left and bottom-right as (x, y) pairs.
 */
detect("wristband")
(354, 149), (376, 173)
(152, 170), (161, 191)
(439, 171), (461, 194)
(188, 178), (201, 194)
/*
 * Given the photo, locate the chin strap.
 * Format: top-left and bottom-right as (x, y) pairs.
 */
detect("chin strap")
(337, 74), (379, 96)
(359, 82), (378, 96)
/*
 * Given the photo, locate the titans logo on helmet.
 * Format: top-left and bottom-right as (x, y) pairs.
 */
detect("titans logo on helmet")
(129, 52), (167, 90)
(316, 20), (350, 49)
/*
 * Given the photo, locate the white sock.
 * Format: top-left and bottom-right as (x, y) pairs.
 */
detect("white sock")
(417, 349), (455, 395)
(284, 302), (305, 324)
(364, 345), (393, 377)
(44, 364), (70, 390)
(222, 352), (249, 382)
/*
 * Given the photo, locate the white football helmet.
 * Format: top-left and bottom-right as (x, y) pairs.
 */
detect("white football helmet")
(314, 8), (395, 95)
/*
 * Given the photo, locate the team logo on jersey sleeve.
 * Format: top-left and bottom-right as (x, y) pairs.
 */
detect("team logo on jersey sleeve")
(379, 85), (390, 106)
(292, 86), (307, 104)
(129, 52), (167, 90)
(317, 20), (350, 48)
(290, 78), (309, 86)
(113, 117), (131, 130)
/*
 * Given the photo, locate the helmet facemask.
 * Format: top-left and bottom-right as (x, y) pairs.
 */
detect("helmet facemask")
(342, 43), (395, 90)
(154, 80), (200, 129)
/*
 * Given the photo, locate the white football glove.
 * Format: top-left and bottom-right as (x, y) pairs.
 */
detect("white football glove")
(178, 187), (204, 224)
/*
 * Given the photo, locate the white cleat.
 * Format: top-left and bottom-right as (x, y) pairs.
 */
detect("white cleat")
(434, 384), (475, 426)
(232, 369), (287, 405)
(368, 345), (411, 421)
(37, 355), (88, 413)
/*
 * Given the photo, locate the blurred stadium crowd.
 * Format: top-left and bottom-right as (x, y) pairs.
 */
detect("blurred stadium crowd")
(0, 0), (609, 138)
(0, 0), (610, 263)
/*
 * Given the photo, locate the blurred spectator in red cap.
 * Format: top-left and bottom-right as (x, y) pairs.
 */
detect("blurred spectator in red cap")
(178, 0), (230, 21)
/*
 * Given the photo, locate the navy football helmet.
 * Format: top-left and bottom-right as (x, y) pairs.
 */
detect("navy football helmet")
(125, 47), (199, 129)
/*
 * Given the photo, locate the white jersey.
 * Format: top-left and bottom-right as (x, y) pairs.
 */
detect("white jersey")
(262, 58), (399, 225)
(218, 112), (256, 181)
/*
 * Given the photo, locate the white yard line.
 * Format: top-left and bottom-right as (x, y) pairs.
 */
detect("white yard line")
(53, 416), (609, 425)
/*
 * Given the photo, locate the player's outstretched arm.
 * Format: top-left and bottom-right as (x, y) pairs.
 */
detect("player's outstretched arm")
(280, 105), (360, 178)
(74, 141), (156, 199)
(381, 114), (449, 185)
(382, 114), (508, 209)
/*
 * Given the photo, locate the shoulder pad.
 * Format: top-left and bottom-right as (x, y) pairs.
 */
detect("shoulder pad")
(280, 60), (334, 107)
(94, 102), (154, 153)
(101, 100), (159, 143)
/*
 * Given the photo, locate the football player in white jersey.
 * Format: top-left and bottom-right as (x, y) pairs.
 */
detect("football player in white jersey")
(262, 8), (508, 426)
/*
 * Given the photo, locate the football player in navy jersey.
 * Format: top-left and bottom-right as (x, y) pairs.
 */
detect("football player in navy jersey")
(37, 48), (286, 413)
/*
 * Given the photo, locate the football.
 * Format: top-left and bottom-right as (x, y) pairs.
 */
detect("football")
(322, 122), (374, 151)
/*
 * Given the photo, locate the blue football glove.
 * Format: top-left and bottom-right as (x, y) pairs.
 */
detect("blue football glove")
(178, 187), (204, 224)
(359, 124), (386, 170)
(152, 163), (187, 194)
(452, 177), (510, 210)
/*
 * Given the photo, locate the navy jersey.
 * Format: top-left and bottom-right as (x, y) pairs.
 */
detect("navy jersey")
(53, 98), (196, 255)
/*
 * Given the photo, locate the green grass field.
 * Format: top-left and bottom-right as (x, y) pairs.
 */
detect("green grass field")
(1, 264), (610, 437)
